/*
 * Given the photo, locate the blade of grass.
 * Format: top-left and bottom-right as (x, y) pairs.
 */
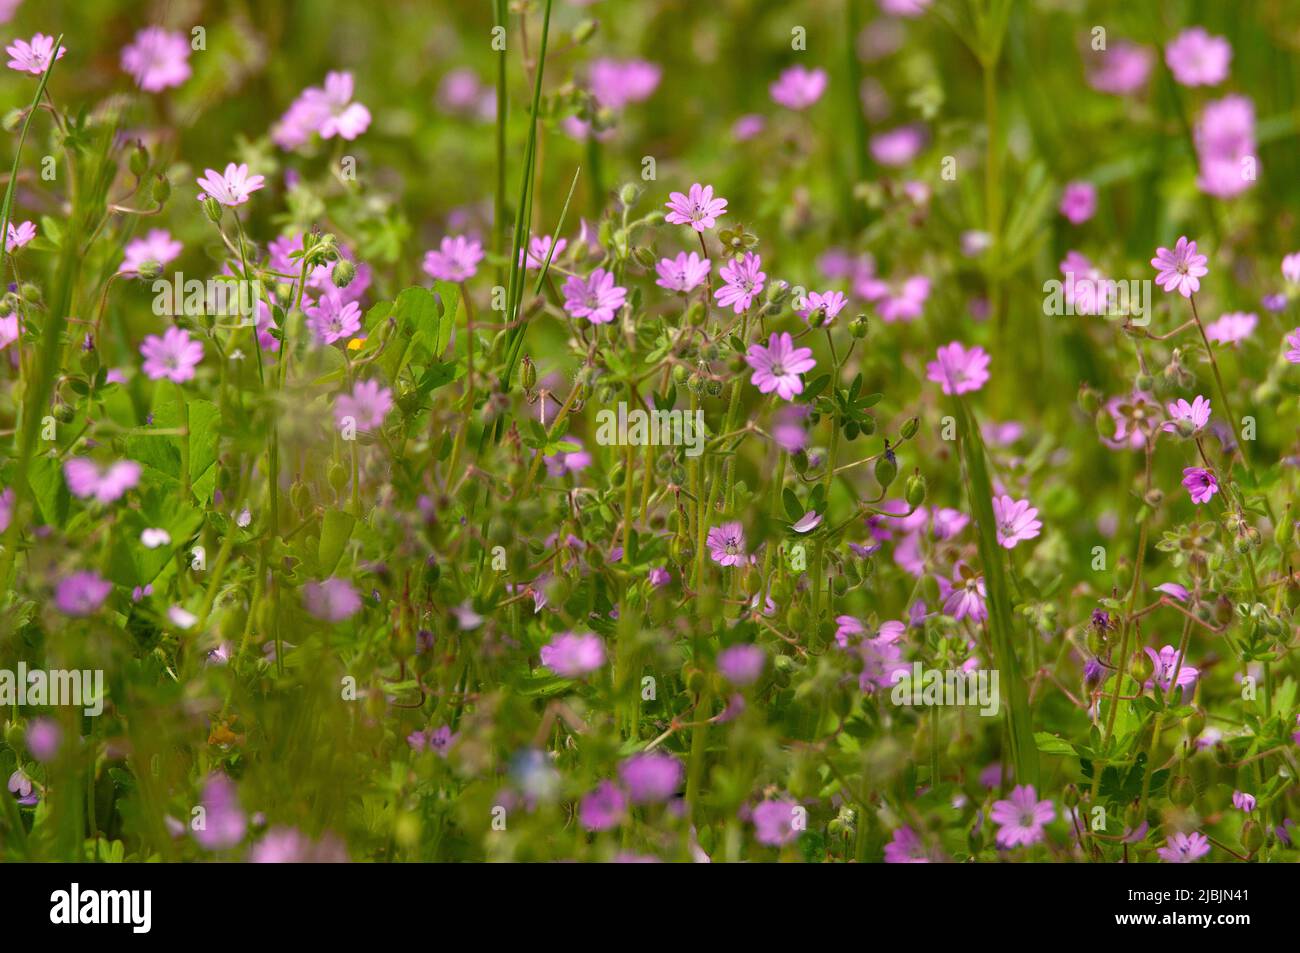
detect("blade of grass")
(532, 166), (579, 295)
(493, 0), (508, 291)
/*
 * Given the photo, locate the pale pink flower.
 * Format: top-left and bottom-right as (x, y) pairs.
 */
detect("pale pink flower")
(1087, 41), (1153, 95)
(1157, 831), (1211, 863)
(926, 341), (990, 395)
(798, 290), (848, 326)
(859, 275), (929, 322)
(307, 72), (371, 140)
(664, 183), (728, 232)
(1162, 395), (1211, 436)
(63, 458), (141, 504)
(769, 65), (827, 109)
(1151, 236), (1208, 298)
(120, 229), (182, 274)
(5, 220), (35, 252)
(422, 235), (484, 283)
(1181, 467), (1218, 505)
(942, 565), (986, 622)
(6, 33), (64, 75)
(706, 522), (747, 567)
(1059, 181), (1096, 224)
(654, 251), (710, 293)
(714, 251), (765, 313)
(121, 27), (191, 92)
(540, 632), (606, 677)
(520, 235), (566, 270)
(303, 577), (362, 622)
(990, 785), (1054, 848)
(1165, 27), (1231, 87)
(992, 496), (1041, 549)
(588, 58), (661, 109)
(306, 291), (362, 345)
(1285, 328), (1300, 364)
(334, 379), (393, 430)
(195, 163), (266, 207)
(745, 331), (815, 401)
(140, 326), (204, 382)
(869, 125), (925, 166)
(1283, 253), (1300, 284)
(562, 268), (627, 324)
(55, 571), (112, 616)
(1204, 311), (1255, 345)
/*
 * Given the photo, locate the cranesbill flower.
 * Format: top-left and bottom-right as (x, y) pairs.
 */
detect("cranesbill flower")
(0, 487), (11, 533)
(540, 632), (605, 677)
(798, 290), (848, 326)
(121, 27), (191, 91)
(303, 577), (362, 622)
(1181, 466), (1218, 504)
(769, 65), (827, 109)
(520, 234), (566, 270)
(752, 798), (802, 846)
(926, 341), (990, 395)
(1165, 27), (1231, 87)
(562, 268), (627, 324)
(5, 220), (35, 252)
(1059, 181), (1096, 224)
(56, 571), (112, 616)
(334, 379), (393, 430)
(1162, 395), (1211, 436)
(707, 522), (747, 567)
(196, 163), (266, 208)
(716, 252), (766, 313)
(64, 457), (141, 504)
(870, 125), (925, 166)
(942, 564), (986, 622)
(543, 439), (592, 477)
(992, 496), (1041, 549)
(26, 718), (61, 762)
(306, 292), (362, 345)
(654, 251), (710, 293)
(990, 785), (1054, 848)
(588, 58), (661, 109)
(1157, 830), (1211, 863)
(859, 275), (929, 322)
(1286, 328), (1300, 364)
(1284, 253), (1300, 283)
(884, 825), (932, 863)
(140, 326), (204, 382)
(717, 644), (765, 686)
(193, 774), (246, 850)
(619, 753), (682, 803)
(664, 183), (727, 232)
(1145, 644), (1200, 698)
(1195, 95), (1256, 198)
(422, 235), (484, 282)
(250, 827), (347, 863)
(120, 229), (182, 274)
(1204, 311), (1255, 345)
(1087, 41), (1153, 95)
(308, 71), (371, 140)
(6, 33), (64, 74)
(1151, 236), (1208, 298)
(580, 780), (627, 831)
(1232, 791), (1256, 812)
(745, 331), (814, 400)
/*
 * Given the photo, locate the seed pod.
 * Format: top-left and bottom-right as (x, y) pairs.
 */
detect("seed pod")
(129, 140), (150, 177)
(899, 416), (919, 441)
(328, 462), (349, 494)
(1169, 775), (1196, 807)
(849, 314), (869, 338)
(1128, 648), (1154, 684)
(1242, 820), (1264, 853)
(905, 471), (926, 508)
(874, 449), (898, 489)
(332, 259), (357, 289)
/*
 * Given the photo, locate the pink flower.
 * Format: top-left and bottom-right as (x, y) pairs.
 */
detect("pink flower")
(1195, 95), (1256, 198)
(302, 577), (362, 622)
(664, 183), (728, 232)
(1162, 395), (1211, 436)
(6, 33), (64, 75)
(306, 291), (362, 345)
(520, 235), (566, 270)
(55, 571), (112, 616)
(992, 496), (1041, 549)
(1165, 27), (1231, 87)
(540, 632), (606, 677)
(654, 251), (710, 293)
(63, 457), (141, 504)
(859, 275), (929, 321)
(1181, 466), (1218, 505)
(870, 125), (925, 166)
(562, 268), (627, 324)
(1145, 644), (1200, 697)
(121, 27), (191, 92)
(588, 58), (661, 109)
(195, 163), (266, 208)
(308, 72), (371, 140)
(990, 785), (1054, 848)
(1285, 328), (1300, 364)
(120, 229), (182, 274)
(751, 799), (802, 846)
(543, 439), (592, 477)
(884, 826), (932, 863)
(942, 564), (986, 622)
(769, 65), (827, 110)
(0, 486), (11, 533)
(717, 644), (765, 686)
(5, 220), (35, 252)
(1204, 311), (1255, 345)
(1151, 236), (1208, 298)
(422, 236), (483, 282)
(706, 522), (747, 567)
(715, 252), (766, 313)
(798, 290), (848, 326)
(334, 379), (393, 430)
(880, 0), (932, 15)
(731, 113), (765, 141)
(140, 326), (204, 382)
(1284, 253), (1300, 283)
(1087, 41), (1153, 95)
(926, 341), (990, 395)
(1157, 831), (1211, 863)
(192, 774), (246, 850)
(618, 753), (682, 803)
(579, 780), (627, 831)
(745, 331), (815, 400)
(1233, 790), (1256, 812)
(1059, 181), (1096, 224)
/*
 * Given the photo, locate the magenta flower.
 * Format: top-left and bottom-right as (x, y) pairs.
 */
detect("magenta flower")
(654, 251), (710, 293)
(520, 234), (566, 270)
(869, 125), (925, 166)
(309, 71), (371, 140)
(798, 290), (848, 326)
(1059, 181), (1096, 224)
(63, 457), (141, 504)
(992, 495), (1041, 549)
(335, 379), (393, 430)
(8, 770), (38, 806)
(745, 331), (814, 400)
(1151, 236), (1208, 298)
(706, 522), (747, 567)
(196, 163), (265, 208)
(539, 632), (606, 677)
(1195, 95), (1256, 198)
(306, 292), (362, 345)
(543, 439), (592, 477)
(942, 565), (986, 622)
(715, 252), (766, 313)
(1181, 467), (1218, 505)
(1284, 253), (1300, 283)
(579, 780), (627, 831)
(55, 571), (112, 616)
(769, 65), (827, 110)
(6, 33), (64, 75)
(752, 798), (802, 846)
(990, 785), (1054, 848)
(5, 220), (35, 252)
(1087, 41), (1153, 95)
(303, 577), (362, 622)
(1165, 27), (1231, 87)
(1204, 311), (1255, 345)
(1162, 395), (1211, 436)
(664, 183), (728, 232)
(1285, 328), (1300, 364)
(140, 326), (204, 382)
(588, 58), (661, 109)
(0, 486), (11, 533)
(926, 341), (990, 395)
(1157, 830), (1211, 863)
(1232, 790), (1256, 812)
(422, 235), (484, 283)
(120, 229), (182, 274)
(717, 644), (765, 686)
(884, 825), (932, 863)
(26, 718), (62, 762)
(121, 27), (191, 91)
(859, 275), (929, 322)
(192, 774), (246, 850)
(562, 268), (627, 324)
(250, 827), (347, 863)
(1145, 644), (1200, 698)
(618, 753), (682, 804)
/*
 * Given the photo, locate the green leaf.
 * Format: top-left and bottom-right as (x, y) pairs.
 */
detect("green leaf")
(318, 509), (356, 576)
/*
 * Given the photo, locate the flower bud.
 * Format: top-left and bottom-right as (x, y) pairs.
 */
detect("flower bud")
(572, 18), (599, 44)
(618, 183), (641, 208)
(136, 259), (164, 281)
(1129, 648), (1154, 684)
(327, 462), (349, 494)
(129, 140), (150, 178)
(1242, 820), (1264, 853)
(849, 314), (869, 338)
(521, 356), (537, 393)
(152, 173), (172, 205)
(332, 259), (357, 289)
(201, 195), (223, 223)
(874, 448), (897, 490)
(899, 416), (919, 441)
(905, 471), (926, 508)
(1077, 383), (1100, 415)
